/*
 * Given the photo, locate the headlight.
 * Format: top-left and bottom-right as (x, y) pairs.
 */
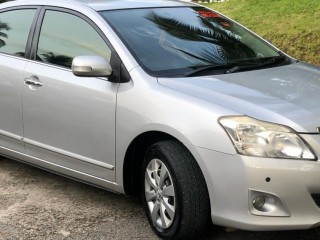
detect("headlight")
(219, 116), (316, 160)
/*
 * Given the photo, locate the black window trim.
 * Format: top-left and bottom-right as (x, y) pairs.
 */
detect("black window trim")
(0, 6), (41, 59)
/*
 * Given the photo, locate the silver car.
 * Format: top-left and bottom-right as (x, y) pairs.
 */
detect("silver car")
(0, 0), (319, 239)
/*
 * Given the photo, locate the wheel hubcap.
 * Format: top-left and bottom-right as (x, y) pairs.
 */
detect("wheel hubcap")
(145, 159), (176, 229)
(156, 189), (162, 202)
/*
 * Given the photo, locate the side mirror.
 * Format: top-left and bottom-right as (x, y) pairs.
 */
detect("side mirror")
(72, 56), (112, 77)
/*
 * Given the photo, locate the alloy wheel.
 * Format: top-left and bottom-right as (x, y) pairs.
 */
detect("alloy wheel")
(144, 158), (176, 229)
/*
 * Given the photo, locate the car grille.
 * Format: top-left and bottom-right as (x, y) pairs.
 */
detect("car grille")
(311, 194), (320, 208)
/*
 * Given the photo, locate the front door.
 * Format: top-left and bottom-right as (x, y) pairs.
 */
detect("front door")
(22, 9), (118, 181)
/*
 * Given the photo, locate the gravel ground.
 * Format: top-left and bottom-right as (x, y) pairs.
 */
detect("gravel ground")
(0, 157), (319, 240)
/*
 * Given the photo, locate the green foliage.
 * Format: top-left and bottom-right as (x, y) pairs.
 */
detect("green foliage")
(204, 0), (320, 65)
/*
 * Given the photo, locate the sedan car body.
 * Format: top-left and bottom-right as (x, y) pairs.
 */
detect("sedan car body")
(0, 0), (320, 239)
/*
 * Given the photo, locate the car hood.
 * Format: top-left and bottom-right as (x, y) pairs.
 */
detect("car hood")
(158, 62), (320, 133)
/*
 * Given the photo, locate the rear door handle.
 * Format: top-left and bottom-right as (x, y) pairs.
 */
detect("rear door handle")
(24, 76), (43, 88)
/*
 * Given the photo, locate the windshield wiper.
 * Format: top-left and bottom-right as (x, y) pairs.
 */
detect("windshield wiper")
(184, 61), (260, 77)
(184, 56), (287, 77)
(183, 63), (239, 77)
(225, 56), (287, 74)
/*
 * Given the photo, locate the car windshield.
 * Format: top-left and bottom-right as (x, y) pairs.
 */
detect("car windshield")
(101, 7), (284, 77)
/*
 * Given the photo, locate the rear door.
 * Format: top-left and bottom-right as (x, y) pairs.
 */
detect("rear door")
(0, 8), (37, 153)
(22, 8), (118, 181)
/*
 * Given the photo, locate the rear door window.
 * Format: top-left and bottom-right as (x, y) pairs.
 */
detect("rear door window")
(0, 9), (36, 57)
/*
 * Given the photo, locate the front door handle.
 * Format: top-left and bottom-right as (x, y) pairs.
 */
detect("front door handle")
(24, 76), (43, 88)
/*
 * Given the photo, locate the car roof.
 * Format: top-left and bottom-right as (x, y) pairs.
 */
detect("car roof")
(78, 0), (194, 11)
(7, 0), (194, 11)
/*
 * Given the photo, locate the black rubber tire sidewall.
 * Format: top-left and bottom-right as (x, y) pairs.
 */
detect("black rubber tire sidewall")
(141, 140), (209, 239)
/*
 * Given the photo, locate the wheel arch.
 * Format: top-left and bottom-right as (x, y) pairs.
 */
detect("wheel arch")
(123, 131), (174, 195)
(122, 131), (209, 195)
(122, 130), (210, 197)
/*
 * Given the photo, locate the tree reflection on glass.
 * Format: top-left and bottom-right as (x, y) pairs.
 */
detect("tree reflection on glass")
(147, 12), (256, 65)
(0, 21), (10, 48)
(40, 52), (73, 68)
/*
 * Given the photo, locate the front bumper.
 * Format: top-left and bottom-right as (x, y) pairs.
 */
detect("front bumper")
(193, 134), (320, 230)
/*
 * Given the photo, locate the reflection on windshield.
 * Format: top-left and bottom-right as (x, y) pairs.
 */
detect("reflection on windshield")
(102, 7), (281, 76)
(147, 11), (256, 65)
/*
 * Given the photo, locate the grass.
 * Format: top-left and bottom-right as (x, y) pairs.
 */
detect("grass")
(203, 0), (320, 65)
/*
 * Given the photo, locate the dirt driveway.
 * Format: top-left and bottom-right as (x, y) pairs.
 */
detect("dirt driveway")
(0, 157), (319, 240)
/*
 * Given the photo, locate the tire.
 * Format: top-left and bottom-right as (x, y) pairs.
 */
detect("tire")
(141, 140), (210, 239)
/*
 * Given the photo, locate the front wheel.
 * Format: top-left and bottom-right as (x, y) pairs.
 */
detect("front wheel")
(142, 140), (210, 239)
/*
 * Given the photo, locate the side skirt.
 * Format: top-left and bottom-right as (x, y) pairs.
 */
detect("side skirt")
(0, 146), (124, 194)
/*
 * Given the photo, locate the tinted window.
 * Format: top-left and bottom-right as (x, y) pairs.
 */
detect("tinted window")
(0, 9), (36, 57)
(102, 7), (281, 76)
(37, 10), (111, 68)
